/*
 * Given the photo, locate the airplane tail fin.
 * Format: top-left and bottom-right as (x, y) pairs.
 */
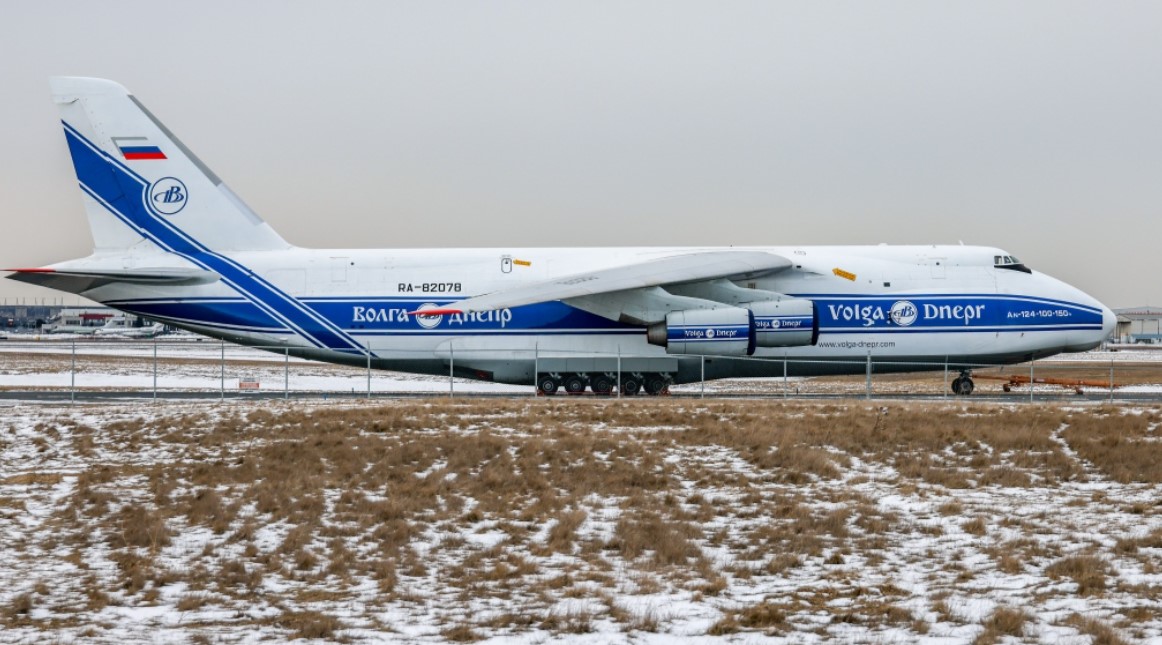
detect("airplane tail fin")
(50, 77), (290, 254)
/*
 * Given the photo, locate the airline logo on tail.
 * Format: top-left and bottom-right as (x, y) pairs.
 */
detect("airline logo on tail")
(149, 177), (187, 215)
(112, 136), (167, 160)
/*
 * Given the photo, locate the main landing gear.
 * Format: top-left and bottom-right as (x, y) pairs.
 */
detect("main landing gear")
(536, 372), (672, 396)
(951, 370), (975, 396)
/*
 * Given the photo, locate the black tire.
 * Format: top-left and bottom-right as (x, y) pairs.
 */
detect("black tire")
(621, 377), (641, 396)
(644, 374), (668, 396)
(537, 375), (559, 396)
(564, 374), (587, 394)
(952, 377), (975, 396)
(591, 375), (614, 396)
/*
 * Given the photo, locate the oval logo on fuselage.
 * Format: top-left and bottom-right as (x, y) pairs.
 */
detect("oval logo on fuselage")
(889, 300), (918, 326)
(414, 302), (444, 329)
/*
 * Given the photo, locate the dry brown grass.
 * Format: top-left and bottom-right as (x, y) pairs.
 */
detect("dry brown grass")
(3, 593), (33, 623)
(1046, 554), (1111, 596)
(708, 600), (789, 634)
(8, 398), (1162, 641)
(973, 606), (1030, 644)
(609, 511), (700, 566)
(540, 606), (593, 634)
(1063, 409), (1162, 483)
(961, 516), (988, 536)
(273, 610), (343, 640)
(441, 624), (483, 642)
(546, 509), (587, 554)
(1064, 613), (1130, 645)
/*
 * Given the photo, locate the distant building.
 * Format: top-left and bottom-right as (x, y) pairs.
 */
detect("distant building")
(41, 307), (119, 334)
(0, 304), (64, 329)
(1113, 306), (1162, 344)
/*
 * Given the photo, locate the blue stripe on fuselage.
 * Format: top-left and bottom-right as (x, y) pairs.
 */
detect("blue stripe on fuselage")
(810, 295), (1102, 332)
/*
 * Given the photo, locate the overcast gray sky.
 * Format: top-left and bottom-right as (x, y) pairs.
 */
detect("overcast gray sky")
(1, 1), (1159, 308)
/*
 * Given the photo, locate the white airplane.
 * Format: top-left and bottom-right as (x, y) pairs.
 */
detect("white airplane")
(93, 316), (166, 338)
(8, 77), (1115, 395)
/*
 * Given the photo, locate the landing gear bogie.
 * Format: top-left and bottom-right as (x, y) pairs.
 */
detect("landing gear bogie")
(536, 370), (674, 396)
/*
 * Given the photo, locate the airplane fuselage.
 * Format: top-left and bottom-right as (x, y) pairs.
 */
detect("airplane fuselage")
(82, 244), (1111, 385)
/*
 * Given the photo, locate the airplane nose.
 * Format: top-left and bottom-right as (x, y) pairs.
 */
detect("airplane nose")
(1102, 305), (1117, 341)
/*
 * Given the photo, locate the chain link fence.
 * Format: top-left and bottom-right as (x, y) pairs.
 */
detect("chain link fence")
(1, 338), (1159, 402)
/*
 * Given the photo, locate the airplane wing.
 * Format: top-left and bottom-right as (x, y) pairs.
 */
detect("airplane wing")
(422, 251), (792, 315)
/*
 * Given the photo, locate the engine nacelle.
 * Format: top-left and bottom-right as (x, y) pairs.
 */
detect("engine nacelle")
(647, 307), (756, 356)
(748, 299), (818, 347)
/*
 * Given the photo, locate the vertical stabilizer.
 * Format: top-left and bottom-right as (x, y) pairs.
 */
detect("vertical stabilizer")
(50, 77), (290, 253)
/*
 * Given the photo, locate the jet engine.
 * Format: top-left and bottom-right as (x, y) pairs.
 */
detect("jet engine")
(748, 299), (818, 347)
(646, 299), (818, 356)
(647, 308), (756, 356)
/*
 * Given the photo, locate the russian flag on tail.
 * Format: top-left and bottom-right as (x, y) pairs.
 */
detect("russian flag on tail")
(112, 136), (166, 160)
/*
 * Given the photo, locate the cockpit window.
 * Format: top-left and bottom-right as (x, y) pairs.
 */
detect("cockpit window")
(994, 254), (1032, 274)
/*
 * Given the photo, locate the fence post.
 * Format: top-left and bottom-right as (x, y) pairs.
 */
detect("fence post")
(449, 342), (454, 399)
(1109, 360), (1114, 404)
(153, 339), (158, 401)
(70, 339), (75, 404)
(220, 340), (225, 401)
(616, 346), (621, 399)
(865, 351), (872, 400)
(943, 357), (948, 399)
(1029, 357), (1035, 403)
(783, 351), (788, 400)
(533, 343), (539, 397)
(367, 350), (372, 400)
(700, 355), (705, 399)
(284, 347), (289, 400)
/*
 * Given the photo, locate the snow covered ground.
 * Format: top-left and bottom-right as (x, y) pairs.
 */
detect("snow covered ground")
(1, 399), (1161, 643)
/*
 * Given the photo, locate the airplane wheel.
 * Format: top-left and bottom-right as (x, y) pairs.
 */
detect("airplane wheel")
(952, 377), (975, 396)
(537, 375), (559, 396)
(644, 374), (668, 396)
(564, 374), (587, 395)
(591, 375), (614, 396)
(621, 377), (641, 396)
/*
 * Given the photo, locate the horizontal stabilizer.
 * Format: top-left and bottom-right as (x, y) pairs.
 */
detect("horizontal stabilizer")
(6, 267), (220, 293)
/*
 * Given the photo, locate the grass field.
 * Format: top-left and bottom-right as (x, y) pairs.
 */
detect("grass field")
(2, 398), (1161, 643)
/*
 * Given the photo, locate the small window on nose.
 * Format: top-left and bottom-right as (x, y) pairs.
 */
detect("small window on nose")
(994, 254), (1032, 274)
